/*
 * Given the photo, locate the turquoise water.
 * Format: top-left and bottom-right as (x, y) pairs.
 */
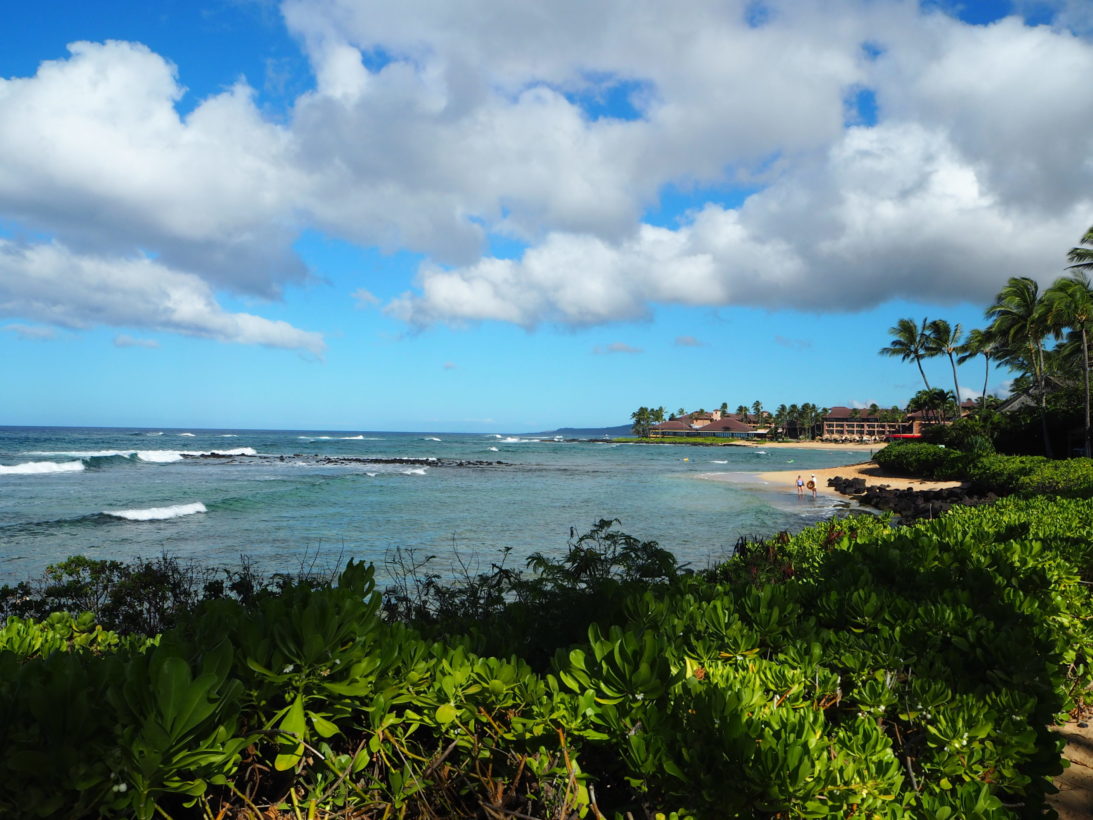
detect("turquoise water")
(0, 426), (869, 583)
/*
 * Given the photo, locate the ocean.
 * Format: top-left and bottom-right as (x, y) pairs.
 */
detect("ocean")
(0, 426), (870, 585)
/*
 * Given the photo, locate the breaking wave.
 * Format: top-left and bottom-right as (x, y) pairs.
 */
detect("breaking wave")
(102, 502), (207, 521)
(0, 460), (85, 475)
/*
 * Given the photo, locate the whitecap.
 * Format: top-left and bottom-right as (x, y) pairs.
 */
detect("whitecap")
(218, 434), (238, 438)
(136, 447), (257, 463)
(0, 460), (85, 475)
(423, 437), (442, 442)
(365, 472), (378, 477)
(146, 432), (163, 436)
(342, 435), (365, 440)
(403, 467), (428, 475)
(103, 502), (207, 521)
(203, 448), (257, 457)
(710, 460), (729, 464)
(178, 432), (196, 437)
(26, 450), (134, 458)
(488, 446), (499, 452)
(135, 450), (185, 463)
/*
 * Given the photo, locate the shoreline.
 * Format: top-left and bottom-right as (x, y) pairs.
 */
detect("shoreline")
(699, 460), (966, 500)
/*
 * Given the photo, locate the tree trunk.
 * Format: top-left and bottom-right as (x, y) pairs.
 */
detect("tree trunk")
(915, 357), (931, 392)
(1034, 343), (1053, 458)
(948, 353), (961, 421)
(981, 354), (990, 413)
(1084, 326), (1091, 457)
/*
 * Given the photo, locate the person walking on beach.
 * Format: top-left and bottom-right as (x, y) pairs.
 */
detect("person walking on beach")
(809, 473), (817, 498)
(796, 474), (804, 496)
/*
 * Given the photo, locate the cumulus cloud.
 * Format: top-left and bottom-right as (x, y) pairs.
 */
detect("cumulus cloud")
(0, 2), (1091, 340)
(2, 323), (56, 340)
(675, 335), (703, 347)
(775, 335), (811, 351)
(592, 342), (642, 354)
(0, 241), (324, 354)
(352, 288), (381, 307)
(114, 334), (159, 348)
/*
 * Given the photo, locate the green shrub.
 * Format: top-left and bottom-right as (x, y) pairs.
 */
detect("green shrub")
(1017, 458), (1093, 499)
(964, 454), (1050, 494)
(873, 442), (966, 479)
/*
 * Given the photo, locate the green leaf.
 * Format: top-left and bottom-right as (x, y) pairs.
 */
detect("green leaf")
(435, 703), (458, 725)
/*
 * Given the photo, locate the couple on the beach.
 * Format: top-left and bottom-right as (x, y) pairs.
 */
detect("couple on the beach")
(796, 473), (817, 498)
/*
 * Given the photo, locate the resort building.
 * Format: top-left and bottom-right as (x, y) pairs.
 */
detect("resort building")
(650, 411), (760, 439)
(820, 407), (919, 442)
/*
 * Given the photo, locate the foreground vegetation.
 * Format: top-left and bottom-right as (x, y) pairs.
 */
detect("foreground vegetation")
(2, 492), (1091, 818)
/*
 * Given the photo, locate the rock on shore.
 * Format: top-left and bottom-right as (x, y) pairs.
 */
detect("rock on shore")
(827, 475), (998, 522)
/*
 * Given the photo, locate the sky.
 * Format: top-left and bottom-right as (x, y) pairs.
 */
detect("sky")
(1, 0), (1091, 432)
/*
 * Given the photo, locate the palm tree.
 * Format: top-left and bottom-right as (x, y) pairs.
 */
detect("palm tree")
(773, 404), (788, 439)
(787, 404), (801, 438)
(880, 318), (932, 392)
(957, 328), (1000, 413)
(1067, 225), (1093, 274)
(925, 319), (964, 420)
(1043, 272), (1093, 456)
(751, 400), (763, 426)
(986, 276), (1052, 457)
(736, 404), (750, 424)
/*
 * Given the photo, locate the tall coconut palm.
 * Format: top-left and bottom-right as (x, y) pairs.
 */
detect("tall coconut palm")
(1043, 271), (1093, 456)
(925, 319), (964, 420)
(879, 318), (932, 392)
(986, 276), (1051, 456)
(751, 400), (763, 426)
(736, 404), (750, 424)
(957, 327), (1000, 413)
(1067, 225), (1093, 274)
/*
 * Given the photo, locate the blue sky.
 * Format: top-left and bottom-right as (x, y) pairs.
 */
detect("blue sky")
(1, 0), (1091, 432)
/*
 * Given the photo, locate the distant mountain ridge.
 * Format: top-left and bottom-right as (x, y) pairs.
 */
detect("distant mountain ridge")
(521, 424), (632, 437)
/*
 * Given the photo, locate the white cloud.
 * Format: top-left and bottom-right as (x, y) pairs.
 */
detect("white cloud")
(675, 335), (703, 347)
(592, 342), (642, 354)
(352, 288), (380, 307)
(114, 334), (159, 348)
(0, 241), (324, 354)
(2, 323), (56, 340)
(0, 3), (1090, 340)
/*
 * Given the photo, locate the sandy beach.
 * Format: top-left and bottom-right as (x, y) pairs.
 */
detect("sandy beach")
(755, 461), (966, 497)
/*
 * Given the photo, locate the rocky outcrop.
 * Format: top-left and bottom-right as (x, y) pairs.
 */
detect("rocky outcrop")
(827, 476), (998, 522)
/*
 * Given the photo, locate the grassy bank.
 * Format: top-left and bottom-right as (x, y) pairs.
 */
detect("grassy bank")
(1, 499), (1090, 818)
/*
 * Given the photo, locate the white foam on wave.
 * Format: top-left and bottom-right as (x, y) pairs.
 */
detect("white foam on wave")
(488, 446), (499, 452)
(423, 437), (442, 442)
(0, 460), (85, 475)
(103, 502), (207, 521)
(136, 450), (185, 463)
(26, 450), (132, 458)
(178, 432), (195, 437)
(366, 472), (378, 477)
(342, 435), (364, 440)
(403, 467), (428, 475)
(219, 434), (238, 438)
(137, 447), (258, 463)
(146, 431), (163, 436)
(710, 460), (729, 464)
(25, 447), (256, 463)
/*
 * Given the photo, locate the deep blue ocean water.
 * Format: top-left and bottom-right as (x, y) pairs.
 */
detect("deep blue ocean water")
(0, 426), (871, 584)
